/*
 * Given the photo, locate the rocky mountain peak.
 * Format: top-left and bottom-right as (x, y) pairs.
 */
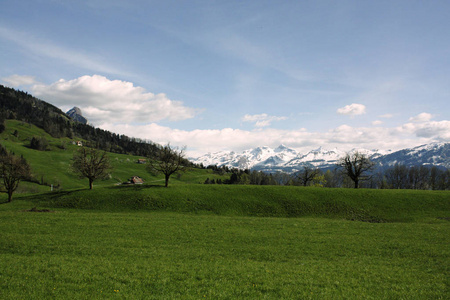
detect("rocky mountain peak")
(66, 107), (88, 124)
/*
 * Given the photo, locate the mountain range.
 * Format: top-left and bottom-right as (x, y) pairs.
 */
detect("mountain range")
(190, 143), (450, 173)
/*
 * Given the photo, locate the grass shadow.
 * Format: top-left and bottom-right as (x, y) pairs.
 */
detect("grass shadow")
(106, 184), (167, 191)
(17, 189), (84, 202)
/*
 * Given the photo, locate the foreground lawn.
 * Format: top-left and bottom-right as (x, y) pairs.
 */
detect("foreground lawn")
(0, 201), (448, 299)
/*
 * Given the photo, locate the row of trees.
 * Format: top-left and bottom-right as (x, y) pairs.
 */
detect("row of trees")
(209, 152), (449, 190)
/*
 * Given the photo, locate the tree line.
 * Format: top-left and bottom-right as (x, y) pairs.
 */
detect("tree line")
(204, 152), (450, 190)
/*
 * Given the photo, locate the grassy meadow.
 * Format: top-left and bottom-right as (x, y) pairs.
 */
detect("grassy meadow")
(1, 186), (449, 299)
(1, 119), (449, 298)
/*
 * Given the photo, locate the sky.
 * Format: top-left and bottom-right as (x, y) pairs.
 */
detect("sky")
(1, 0), (449, 157)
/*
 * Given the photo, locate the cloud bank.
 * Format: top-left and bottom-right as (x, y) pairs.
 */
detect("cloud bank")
(32, 75), (200, 124)
(99, 118), (450, 157)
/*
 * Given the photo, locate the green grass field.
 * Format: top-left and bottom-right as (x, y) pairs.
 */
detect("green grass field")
(1, 186), (449, 299)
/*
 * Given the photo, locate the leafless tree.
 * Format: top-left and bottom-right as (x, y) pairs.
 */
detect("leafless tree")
(72, 147), (112, 189)
(296, 165), (320, 186)
(385, 164), (408, 189)
(147, 144), (187, 187)
(338, 152), (376, 189)
(0, 152), (31, 202)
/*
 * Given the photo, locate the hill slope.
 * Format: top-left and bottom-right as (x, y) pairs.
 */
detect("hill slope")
(0, 120), (217, 191)
(0, 85), (160, 157)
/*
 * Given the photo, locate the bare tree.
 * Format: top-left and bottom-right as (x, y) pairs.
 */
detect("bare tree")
(0, 152), (31, 202)
(147, 144), (187, 187)
(385, 164), (408, 189)
(296, 165), (320, 186)
(338, 152), (375, 189)
(72, 147), (112, 189)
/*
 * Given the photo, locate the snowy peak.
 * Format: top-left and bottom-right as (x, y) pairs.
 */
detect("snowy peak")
(275, 144), (296, 154)
(191, 145), (300, 170)
(284, 147), (345, 170)
(377, 142), (450, 168)
(243, 145), (297, 169)
(190, 142), (450, 172)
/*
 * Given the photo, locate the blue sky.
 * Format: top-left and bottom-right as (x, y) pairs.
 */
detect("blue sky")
(1, 0), (449, 156)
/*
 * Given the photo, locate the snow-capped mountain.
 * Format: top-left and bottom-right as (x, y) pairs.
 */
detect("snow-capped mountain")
(190, 143), (449, 173)
(193, 145), (298, 170)
(375, 142), (450, 169)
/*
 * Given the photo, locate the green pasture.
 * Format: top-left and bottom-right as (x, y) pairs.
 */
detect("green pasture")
(0, 197), (448, 299)
(1, 186), (449, 299)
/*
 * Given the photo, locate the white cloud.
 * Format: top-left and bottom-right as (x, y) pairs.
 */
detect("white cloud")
(409, 112), (433, 123)
(242, 113), (287, 127)
(32, 75), (200, 124)
(402, 120), (450, 139)
(337, 103), (366, 117)
(1, 75), (37, 87)
(98, 119), (450, 157)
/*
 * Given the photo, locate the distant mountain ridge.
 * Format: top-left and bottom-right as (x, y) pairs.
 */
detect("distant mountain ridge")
(190, 143), (450, 172)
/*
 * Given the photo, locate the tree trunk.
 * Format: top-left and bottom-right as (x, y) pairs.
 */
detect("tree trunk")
(354, 179), (359, 189)
(165, 174), (170, 187)
(8, 191), (13, 202)
(89, 179), (94, 189)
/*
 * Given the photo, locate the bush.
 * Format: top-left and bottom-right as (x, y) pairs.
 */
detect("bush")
(30, 136), (49, 151)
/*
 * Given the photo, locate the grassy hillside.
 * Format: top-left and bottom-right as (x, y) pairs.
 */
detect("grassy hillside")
(0, 120), (222, 192)
(14, 185), (449, 223)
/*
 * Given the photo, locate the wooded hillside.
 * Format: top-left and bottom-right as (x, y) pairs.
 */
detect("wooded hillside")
(0, 85), (160, 158)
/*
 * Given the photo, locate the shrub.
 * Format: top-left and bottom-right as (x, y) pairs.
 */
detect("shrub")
(30, 136), (49, 151)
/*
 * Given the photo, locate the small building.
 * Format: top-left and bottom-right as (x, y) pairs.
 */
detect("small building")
(137, 159), (146, 164)
(76, 141), (83, 146)
(124, 176), (144, 185)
